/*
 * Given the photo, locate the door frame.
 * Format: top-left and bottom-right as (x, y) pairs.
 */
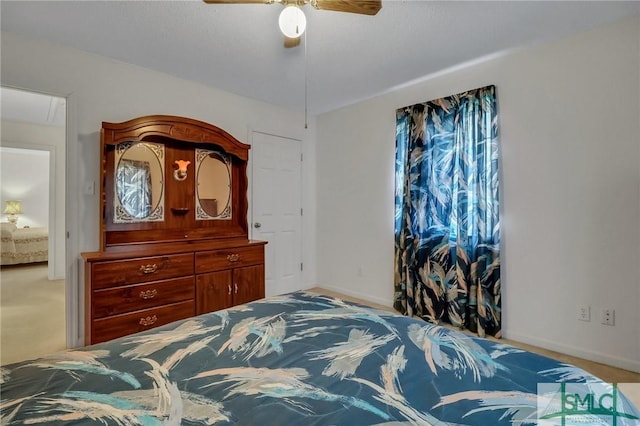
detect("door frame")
(65, 92), (81, 348)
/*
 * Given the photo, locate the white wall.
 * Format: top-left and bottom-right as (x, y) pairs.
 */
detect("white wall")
(0, 32), (317, 346)
(1, 121), (66, 280)
(316, 16), (640, 372)
(0, 147), (49, 228)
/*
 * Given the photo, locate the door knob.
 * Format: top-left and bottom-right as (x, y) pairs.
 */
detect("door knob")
(254, 222), (262, 228)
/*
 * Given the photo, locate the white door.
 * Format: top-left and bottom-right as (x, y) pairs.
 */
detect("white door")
(251, 131), (302, 297)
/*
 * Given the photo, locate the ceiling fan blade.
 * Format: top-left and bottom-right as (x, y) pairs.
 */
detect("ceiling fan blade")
(311, 0), (381, 15)
(202, 0), (274, 4)
(284, 36), (301, 48)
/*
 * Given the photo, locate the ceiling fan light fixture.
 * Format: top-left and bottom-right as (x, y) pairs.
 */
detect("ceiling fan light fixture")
(278, 5), (306, 39)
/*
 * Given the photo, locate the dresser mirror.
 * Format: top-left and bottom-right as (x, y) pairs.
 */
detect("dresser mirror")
(114, 141), (165, 223)
(196, 148), (232, 220)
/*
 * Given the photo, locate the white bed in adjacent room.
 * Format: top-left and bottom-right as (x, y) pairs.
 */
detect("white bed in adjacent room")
(0, 222), (48, 266)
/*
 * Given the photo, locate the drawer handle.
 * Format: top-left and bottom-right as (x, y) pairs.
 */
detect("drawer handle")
(139, 315), (157, 326)
(226, 254), (240, 262)
(234, 283), (238, 294)
(139, 264), (158, 274)
(139, 289), (158, 300)
(227, 284), (232, 295)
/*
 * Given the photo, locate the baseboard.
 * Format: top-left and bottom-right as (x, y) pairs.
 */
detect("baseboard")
(308, 284), (394, 308)
(506, 331), (640, 374)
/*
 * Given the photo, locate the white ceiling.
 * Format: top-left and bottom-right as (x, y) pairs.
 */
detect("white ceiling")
(1, 1), (639, 116)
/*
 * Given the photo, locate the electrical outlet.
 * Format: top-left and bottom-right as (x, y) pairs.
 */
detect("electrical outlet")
(577, 305), (590, 322)
(601, 308), (615, 326)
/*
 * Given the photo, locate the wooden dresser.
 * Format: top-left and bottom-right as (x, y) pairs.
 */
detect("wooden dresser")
(82, 116), (266, 345)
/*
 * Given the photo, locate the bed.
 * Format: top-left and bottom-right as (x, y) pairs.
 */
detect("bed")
(0, 222), (48, 266)
(2, 291), (639, 425)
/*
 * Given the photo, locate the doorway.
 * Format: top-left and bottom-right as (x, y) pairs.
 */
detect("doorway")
(0, 87), (67, 364)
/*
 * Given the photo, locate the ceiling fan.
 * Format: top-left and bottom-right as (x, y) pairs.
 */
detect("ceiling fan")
(203, 0), (382, 47)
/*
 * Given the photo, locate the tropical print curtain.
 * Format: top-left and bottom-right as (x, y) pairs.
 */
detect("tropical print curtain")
(394, 85), (501, 338)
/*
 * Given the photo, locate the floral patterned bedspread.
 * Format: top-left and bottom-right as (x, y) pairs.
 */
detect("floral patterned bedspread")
(2, 291), (639, 425)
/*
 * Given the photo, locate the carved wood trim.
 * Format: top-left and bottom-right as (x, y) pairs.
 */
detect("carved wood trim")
(102, 115), (250, 160)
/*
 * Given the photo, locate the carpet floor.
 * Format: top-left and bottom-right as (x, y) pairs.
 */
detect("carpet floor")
(0, 263), (66, 365)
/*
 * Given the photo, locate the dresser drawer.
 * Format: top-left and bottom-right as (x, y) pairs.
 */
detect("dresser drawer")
(91, 300), (195, 344)
(195, 245), (264, 274)
(91, 253), (194, 290)
(92, 276), (195, 318)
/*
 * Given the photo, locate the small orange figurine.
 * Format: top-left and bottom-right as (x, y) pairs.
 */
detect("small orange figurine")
(173, 160), (191, 181)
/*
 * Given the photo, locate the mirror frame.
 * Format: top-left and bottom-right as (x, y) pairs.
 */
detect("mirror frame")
(195, 148), (232, 221)
(113, 141), (165, 223)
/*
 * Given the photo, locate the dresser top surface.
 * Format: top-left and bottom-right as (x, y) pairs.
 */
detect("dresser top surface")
(82, 238), (267, 262)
